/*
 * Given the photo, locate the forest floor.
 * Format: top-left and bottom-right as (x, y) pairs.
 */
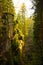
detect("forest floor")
(21, 36), (34, 65)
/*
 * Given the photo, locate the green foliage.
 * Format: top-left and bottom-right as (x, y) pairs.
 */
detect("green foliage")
(17, 3), (30, 39)
(10, 12), (24, 64)
(1, 0), (15, 14)
(0, 0), (37, 65)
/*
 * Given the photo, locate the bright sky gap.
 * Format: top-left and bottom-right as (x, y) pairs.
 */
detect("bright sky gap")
(13, 0), (34, 17)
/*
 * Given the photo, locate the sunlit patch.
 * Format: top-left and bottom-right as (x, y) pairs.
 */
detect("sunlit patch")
(13, 0), (34, 17)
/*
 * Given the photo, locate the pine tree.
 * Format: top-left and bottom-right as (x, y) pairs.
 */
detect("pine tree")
(18, 3), (28, 39)
(0, 0), (15, 65)
(33, 0), (43, 65)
